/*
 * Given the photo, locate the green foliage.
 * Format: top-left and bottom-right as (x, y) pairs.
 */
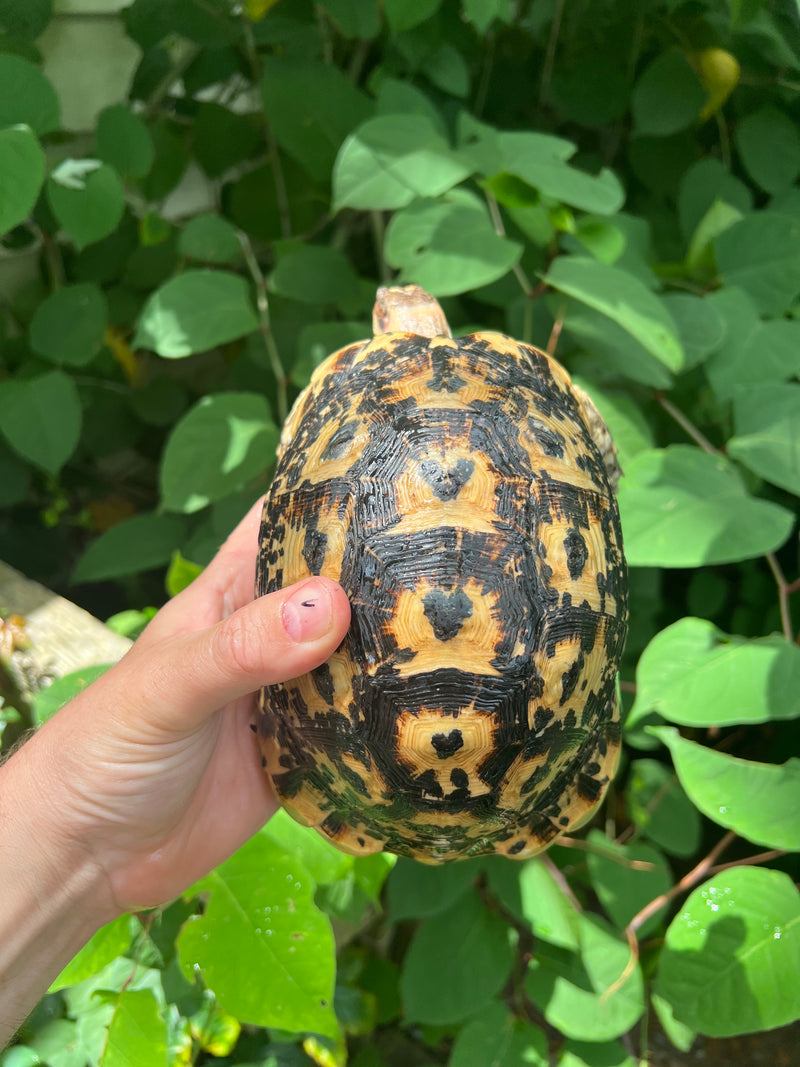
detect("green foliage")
(1, 0), (798, 1064)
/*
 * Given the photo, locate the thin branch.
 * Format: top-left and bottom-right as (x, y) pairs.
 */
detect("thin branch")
(600, 830), (737, 1002)
(708, 849), (788, 876)
(542, 853), (585, 911)
(547, 299), (566, 358)
(766, 552), (794, 643)
(370, 211), (390, 282)
(241, 17), (292, 238)
(558, 835), (656, 871)
(539, 0), (565, 107)
(238, 231), (289, 423)
(628, 830), (737, 936)
(655, 392), (717, 454)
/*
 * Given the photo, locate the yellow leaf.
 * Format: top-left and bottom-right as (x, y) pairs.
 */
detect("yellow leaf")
(245, 0), (281, 21)
(689, 47), (741, 121)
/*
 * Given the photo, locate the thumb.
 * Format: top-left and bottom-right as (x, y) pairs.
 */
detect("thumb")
(114, 577), (351, 735)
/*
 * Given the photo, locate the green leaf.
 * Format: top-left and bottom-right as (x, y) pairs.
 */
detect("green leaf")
(103, 989), (169, 1067)
(704, 288), (800, 400)
(685, 199), (744, 279)
(401, 889), (516, 1024)
(585, 831), (673, 937)
(192, 102), (260, 179)
(557, 1040), (636, 1067)
(495, 132), (625, 215)
(165, 549), (203, 596)
(333, 114), (470, 211)
(715, 212), (800, 315)
(178, 832), (338, 1037)
(632, 49), (705, 136)
(384, 190), (521, 296)
(178, 213), (242, 264)
(321, 0), (380, 37)
(486, 856), (581, 950)
(72, 513), (187, 584)
(383, 0), (441, 32)
(654, 867), (800, 1037)
(0, 370), (81, 475)
(449, 1001), (548, 1067)
(0, 0), (53, 38)
(263, 809), (353, 886)
(0, 125), (45, 236)
(630, 617), (800, 729)
(261, 56), (371, 181)
(33, 664), (111, 725)
(96, 104), (155, 179)
(47, 161), (125, 250)
(426, 42), (470, 98)
(728, 381), (800, 494)
(526, 914), (645, 1042)
(625, 759), (701, 859)
(26, 1020), (86, 1067)
(654, 727), (800, 850)
(29, 282), (108, 366)
(387, 857), (480, 922)
(49, 915), (133, 992)
(660, 293), (725, 369)
(0, 53), (59, 134)
(271, 245), (361, 305)
(617, 446), (794, 567)
(160, 392), (278, 513)
(134, 270), (259, 357)
(735, 106), (800, 194)
(544, 256), (683, 372)
(677, 157), (752, 243)
(461, 0), (514, 33)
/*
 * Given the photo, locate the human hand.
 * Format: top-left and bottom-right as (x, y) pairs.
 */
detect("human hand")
(14, 498), (350, 917)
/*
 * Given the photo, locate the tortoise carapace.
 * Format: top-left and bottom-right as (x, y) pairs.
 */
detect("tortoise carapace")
(256, 285), (627, 863)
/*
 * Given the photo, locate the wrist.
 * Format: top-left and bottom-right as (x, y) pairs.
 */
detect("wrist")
(0, 731), (119, 1044)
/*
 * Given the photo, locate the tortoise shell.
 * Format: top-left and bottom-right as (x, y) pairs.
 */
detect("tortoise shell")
(256, 286), (627, 863)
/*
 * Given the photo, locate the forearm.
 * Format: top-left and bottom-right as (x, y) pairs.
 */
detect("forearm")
(0, 732), (117, 1046)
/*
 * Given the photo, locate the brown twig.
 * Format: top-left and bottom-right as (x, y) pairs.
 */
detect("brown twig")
(238, 230), (289, 423)
(765, 552), (795, 644)
(558, 835), (656, 871)
(600, 830), (737, 1002)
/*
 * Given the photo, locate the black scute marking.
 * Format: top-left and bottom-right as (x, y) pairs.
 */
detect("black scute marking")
(322, 419), (359, 460)
(423, 588), (473, 640)
(418, 457), (475, 500)
(431, 729), (464, 758)
(527, 417), (565, 458)
(564, 528), (589, 580)
(302, 527), (327, 573)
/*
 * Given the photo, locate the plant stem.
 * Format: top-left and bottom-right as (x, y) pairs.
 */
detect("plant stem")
(370, 211), (390, 282)
(600, 831), (737, 1002)
(655, 392), (717, 454)
(765, 552), (795, 643)
(238, 230), (289, 423)
(629, 829), (736, 936)
(559, 835), (656, 871)
(241, 16), (292, 238)
(539, 0), (565, 107)
(708, 849), (788, 876)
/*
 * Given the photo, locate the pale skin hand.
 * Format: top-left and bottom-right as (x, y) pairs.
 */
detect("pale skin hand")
(0, 499), (351, 1044)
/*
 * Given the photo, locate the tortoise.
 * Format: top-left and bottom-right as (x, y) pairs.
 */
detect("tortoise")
(256, 285), (627, 863)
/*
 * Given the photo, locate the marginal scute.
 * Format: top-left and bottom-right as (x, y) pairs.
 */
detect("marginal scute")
(256, 287), (627, 864)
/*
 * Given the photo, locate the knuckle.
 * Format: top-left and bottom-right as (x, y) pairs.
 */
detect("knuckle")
(211, 609), (268, 681)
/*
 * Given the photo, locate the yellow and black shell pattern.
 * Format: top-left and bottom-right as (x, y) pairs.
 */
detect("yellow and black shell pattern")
(256, 286), (627, 864)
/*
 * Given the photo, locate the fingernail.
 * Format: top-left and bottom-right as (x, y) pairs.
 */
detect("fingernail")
(281, 580), (333, 643)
